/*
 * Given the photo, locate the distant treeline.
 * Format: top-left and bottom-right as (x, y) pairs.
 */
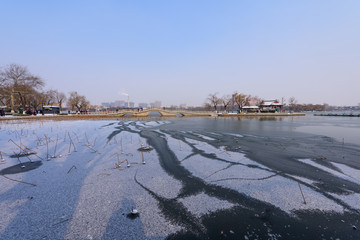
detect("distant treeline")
(284, 104), (327, 112)
(204, 92), (331, 112)
(0, 63), (90, 113)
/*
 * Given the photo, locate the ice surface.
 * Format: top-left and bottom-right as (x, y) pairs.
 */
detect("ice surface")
(226, 133), (244, 138)
(161, 133), (193, 161)
(0, 120), (181, 239)
(332, 162), (360, 182)
(298, 159), (360, 185)
(178, 192), (235, 217)
(330, 192), (360, 211)
(185, 137), (269, 168)
(181, 155), (343, 214)
(192, 133), (216, 141)
(1, 119), (359, 239)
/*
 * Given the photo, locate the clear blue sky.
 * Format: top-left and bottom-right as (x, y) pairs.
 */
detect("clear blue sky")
(1, 0), (359, 106)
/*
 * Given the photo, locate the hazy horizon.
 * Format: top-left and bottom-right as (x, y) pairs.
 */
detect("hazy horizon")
(1, 1), (359, 106)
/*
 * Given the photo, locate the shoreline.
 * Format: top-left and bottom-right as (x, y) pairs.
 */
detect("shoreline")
(218, 112), (305, 117)
(0, 112), (305, 121)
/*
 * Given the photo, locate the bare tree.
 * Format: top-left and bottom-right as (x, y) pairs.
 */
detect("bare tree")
(221, 95), (232, 112)
(233, 91), (246, 111)
(54, 90), (67, 112)
(0, 67), (6, 88)
(244, 94), (252, 106)
(203, 102), (212, 111)
(252, 96), (262, 106)
(28, 90), (43, 112)
(42, 89), (57, 105)
(281, 97), (286, 105)
(0, 64), (44, 110)
(68, 91), (90, 112)
(289, 97), (297, 112)
(0, 86), (8, 106)
(207, 93), (221, 111)
(0, 97), (6, 106)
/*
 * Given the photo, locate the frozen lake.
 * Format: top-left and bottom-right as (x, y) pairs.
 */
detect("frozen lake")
(0, 115), (359, 239)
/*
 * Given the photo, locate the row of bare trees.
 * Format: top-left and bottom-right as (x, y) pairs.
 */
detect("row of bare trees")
(0, 64), (89, 113)
(284, 103), (327, 112)
(206, 92), (262, 112)
(206, 92), (306, 112)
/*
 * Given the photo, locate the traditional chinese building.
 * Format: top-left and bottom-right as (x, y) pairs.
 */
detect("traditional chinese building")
(260, 100), (283, 112)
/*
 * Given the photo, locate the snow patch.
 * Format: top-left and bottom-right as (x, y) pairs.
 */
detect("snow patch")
(178, 192), (235, 217)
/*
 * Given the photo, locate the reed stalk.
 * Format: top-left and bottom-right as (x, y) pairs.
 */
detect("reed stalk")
(298, 182), (306, 204)
(14, 151), (24, 168)
(72, 139), (77, 152)
(52, 137), (58, 158)
(73, 132), (80, 143)
(67, 165), (77, 174)
(85, 132), (90, 146)
(120, 137), (123, 153)
(1, 175), (36, 186)
(45, 135), (49, 160)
